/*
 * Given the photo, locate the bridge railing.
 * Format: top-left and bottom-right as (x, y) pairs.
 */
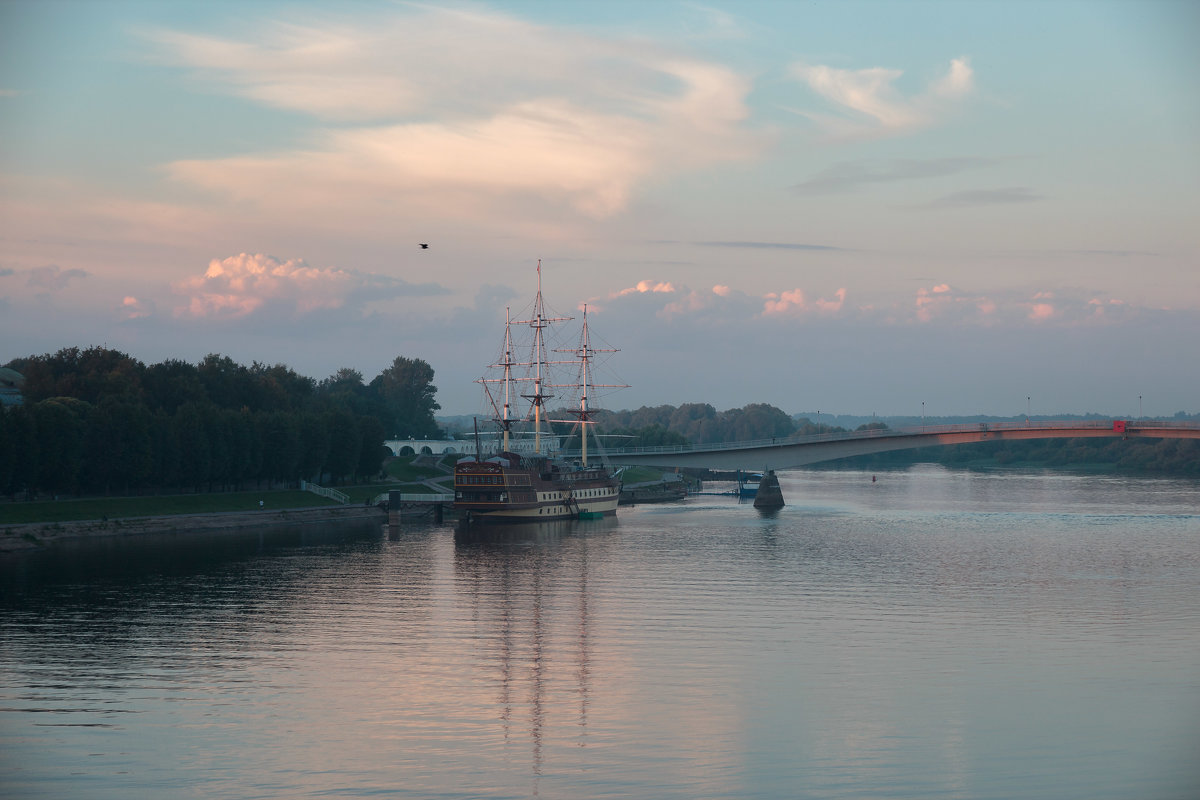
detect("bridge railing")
(299, 479), (349, 504)
(566, 419), (1200, 459)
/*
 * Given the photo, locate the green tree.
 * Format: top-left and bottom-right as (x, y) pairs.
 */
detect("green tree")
(356, 414), (387, 479)
(317, 368), (370, 415)
(142, 359), (207, 413)
(6, 405), (38, 497)
(251, 362), (316, 412)
(257, 411), (302, 484)
(198, 354), (257, 411)
(369, 356), (440, 438)
(21, 346), (144, 404)
(323, 408), (361, 483)
(32, 398), (91, 496)
(173, 402), (213, 492)
(297, 411), (330, 482)
(84, 398), (153, 494)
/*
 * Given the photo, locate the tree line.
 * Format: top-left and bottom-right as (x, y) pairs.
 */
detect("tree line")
(588, 402), (856, 449)
(0, 346), (441, 499)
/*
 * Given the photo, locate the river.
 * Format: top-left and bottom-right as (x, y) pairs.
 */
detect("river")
(2, 465), (1198, 799)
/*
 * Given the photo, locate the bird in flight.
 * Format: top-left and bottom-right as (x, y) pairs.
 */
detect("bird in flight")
(419, 243), (429, 249)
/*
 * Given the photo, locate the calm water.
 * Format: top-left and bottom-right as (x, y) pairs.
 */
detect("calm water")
(2, 466), (1199, 799)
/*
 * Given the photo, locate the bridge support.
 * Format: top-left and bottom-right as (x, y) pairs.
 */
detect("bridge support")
(753, 470), (784, 509)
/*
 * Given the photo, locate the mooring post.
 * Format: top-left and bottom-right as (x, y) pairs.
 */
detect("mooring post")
(433, 503), (444, 523)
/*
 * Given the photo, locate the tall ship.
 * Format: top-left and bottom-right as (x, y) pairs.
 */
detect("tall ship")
(454, 263), (626, 523)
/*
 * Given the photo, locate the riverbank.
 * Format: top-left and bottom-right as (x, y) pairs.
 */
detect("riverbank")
(1, 504), (387, 554)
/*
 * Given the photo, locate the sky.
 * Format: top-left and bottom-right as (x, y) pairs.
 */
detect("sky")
(1, 0), (1197, 419)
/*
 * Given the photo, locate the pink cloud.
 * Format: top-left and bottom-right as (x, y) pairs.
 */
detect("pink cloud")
(814, 287), (847, 312)
(763, 288), (805, 315)
(615, 279), (677, 298)
(120, 295), (153, 320)
(1028, 303), (1055, 320)
(175, 252), (352, 318)
(763, 287), (846, 316)
(712, 284), (731, 297)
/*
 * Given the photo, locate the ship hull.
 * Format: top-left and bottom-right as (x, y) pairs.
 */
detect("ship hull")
(454, 453), (620, 523)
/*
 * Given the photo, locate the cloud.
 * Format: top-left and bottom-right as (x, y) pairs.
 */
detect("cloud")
(925, 187), (1043, 208)
(1028, 302), (1055, 320)
(793, 156), (999, 195)
(762, 287), (847, 316)
(789, 57), (974, 138)
(120, 296), (154, 320)
(695, 240), (843, 251)
(814, 287), (847, 313)
(0, 268), (14, 277)
(173, 252), (447, 320)
(908, 284), (1150, 326)
(27, 265), (88, 291)
(152, 7), (765, 225)
(614, 280), (678, 298)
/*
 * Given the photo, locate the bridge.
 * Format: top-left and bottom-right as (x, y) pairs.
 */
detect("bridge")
(577, 420), (1200, 471)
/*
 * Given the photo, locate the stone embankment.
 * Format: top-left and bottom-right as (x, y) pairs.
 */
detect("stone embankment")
(1, 504), (386, 554)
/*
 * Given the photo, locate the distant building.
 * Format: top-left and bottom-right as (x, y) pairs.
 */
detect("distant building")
(0, 367), (24, 407)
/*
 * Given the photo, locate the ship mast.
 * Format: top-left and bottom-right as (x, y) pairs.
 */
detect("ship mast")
(478, 306), (519, 452)
(556, 304), (627, 466)
(512, 260), (571, 455)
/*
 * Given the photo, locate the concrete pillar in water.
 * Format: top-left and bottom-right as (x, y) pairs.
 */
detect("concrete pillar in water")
(388, 490), (402, 532)
(753, 470), (784, 509)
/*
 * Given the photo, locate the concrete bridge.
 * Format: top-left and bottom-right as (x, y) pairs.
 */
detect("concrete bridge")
(582, 420), (1200, 471)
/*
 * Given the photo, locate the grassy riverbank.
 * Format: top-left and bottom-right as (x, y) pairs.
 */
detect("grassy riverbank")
(0, 456), (669, 527)
(0, 484), (435, 526)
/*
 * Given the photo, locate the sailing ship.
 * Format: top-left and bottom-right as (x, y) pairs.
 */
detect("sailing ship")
(454, 263), (625, 523)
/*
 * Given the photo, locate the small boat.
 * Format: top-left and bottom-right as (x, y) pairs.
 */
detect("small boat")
(454, 263), (625, 523)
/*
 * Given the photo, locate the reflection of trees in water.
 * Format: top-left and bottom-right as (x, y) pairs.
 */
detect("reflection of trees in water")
(0, 520), (408, 679)
(453, 520), (614, 779)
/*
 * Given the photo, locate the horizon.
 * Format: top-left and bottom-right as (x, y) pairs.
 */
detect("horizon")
(3, 1), (1197, 419)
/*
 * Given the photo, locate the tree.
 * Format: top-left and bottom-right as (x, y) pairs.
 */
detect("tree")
(297, 411), (330, 482)
(5, 405), (37, 497)
(323, 408), (360, 483)
(84, 398), (153, 494)
(142, 359), (207, 413)
(32, 398), (91, 496)
(317, 368), (370, 416)
(257, 411), (302, 484)
(173, 402), (213, 492)
(369, 356), (440, 438)
(356, 414), (387, 479)
(21, 346), (144, 404)
(251, 362), (316, 412)
(198, 354), (257, 411)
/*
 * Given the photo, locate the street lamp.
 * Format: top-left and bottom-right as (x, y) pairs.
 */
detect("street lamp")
(1139, 395), (1143, 419)
(921, 401), (925, 428)
(1027, 396), (1031, 421)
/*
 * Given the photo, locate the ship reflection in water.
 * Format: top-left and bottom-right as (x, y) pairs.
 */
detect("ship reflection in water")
(453, 517), (615, 778)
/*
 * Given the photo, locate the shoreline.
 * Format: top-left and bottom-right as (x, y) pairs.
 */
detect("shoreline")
(1, 505), (389, 554)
